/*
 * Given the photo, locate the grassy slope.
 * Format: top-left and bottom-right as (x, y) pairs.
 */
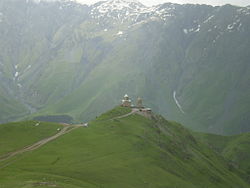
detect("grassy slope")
(222, 133), (250, 177)
(195, 132), (250, 179)
(0, 107), (248, 188)
(0, 121), (63, 156)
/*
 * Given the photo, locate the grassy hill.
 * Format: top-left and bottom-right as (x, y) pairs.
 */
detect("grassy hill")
(0, 121), (63, 156)
(195, 132), (250, 181)
(0, 107), (249, 187)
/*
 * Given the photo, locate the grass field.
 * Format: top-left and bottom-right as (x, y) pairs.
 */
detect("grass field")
(0, 121), (63, 156)
(0, 107), (249, 187)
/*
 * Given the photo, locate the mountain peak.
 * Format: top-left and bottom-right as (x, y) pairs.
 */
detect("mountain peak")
(90, 0), (168, 23)
(90, 0), (153, 22)
(105, 0), (143, 5)
(92, 0), (146, 12)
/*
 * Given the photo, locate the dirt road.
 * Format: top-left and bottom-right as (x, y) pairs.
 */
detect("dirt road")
(0, 109), (145, 169)
(111, 108), (139, 120)
(0, 124), (81, 164)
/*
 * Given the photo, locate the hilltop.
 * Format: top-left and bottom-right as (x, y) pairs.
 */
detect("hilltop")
(0, 106), (250, 187)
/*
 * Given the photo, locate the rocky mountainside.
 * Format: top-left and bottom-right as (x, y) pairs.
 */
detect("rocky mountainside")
(0, 0), (250, 135)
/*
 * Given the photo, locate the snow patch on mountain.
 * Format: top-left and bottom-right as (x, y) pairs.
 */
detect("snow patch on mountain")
(183, 24), (201, 34)
(203, 15), (214, 23)
(17, 83), (23, 88)
(91, 0), (144, 14)
(117, 31), (123, 35)
(0, 12), (3, 23)
(27, 0), (176, 26)
(27, 0), (65, 3)
(227, 24), (234, 30)
(197, 25), (201, 31)
(173, 91), (185, 114)
(183, 29), (188, 34)
(15, 72), (19, 78)
(90, 0), (176, 25)
(27, 0), (43, 3)
(90, 0), (150, 21)
(22, 65), (32, 74)
(237, 7), (250, 15)
(226, 17), (242, 32)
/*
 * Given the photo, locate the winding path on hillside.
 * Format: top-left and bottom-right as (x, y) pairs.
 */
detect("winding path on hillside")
(111, 108), (139, 120)
(0, 124), (81, 168)
(0, 109), (141, 169)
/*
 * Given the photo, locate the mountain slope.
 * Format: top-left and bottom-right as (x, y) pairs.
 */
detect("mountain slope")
(0, 107), (249, 187)
(0, 0), (249, 135)
(195, 132), (250, 180)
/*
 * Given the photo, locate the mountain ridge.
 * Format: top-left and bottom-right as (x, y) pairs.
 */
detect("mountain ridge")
(0, 106), (250, 187)
(0, 0), (249, 135)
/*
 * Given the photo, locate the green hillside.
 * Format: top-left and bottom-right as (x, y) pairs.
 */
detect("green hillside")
(0, 107), (249, 187)
(195, 132), (250, 180)
(0, 121), (63, 156)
